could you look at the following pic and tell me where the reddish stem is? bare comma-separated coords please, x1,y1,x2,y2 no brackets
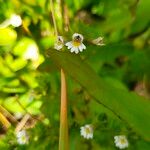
59,69,69,150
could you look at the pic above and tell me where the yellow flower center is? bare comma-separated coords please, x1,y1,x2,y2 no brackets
73,41,81,47
21,136,26,142
57,41,63,46
120,138,126,144
85,127,91,134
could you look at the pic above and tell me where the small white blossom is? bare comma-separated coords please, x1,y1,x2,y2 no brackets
9,14,22,27
16,130,29,145
0,14,22,28
14,112,23,120
65,33,86,54
80,124,93,139
114,135,129,149
23,44,39,61
54,36,64,50
92,37,105,46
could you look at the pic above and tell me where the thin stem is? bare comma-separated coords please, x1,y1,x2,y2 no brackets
0,111,11,129
0,19,10,28
15,96,41,122
22,21,32,36
50,0,58,36
59,69,69,150
0,105,18,123
50,0,69,149
64,4,69,32
15,114,30,133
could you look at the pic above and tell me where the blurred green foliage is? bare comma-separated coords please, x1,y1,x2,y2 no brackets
0,0,150,150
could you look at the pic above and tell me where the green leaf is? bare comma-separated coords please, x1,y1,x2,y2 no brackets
13,37,37,56
48,49,150,140
0,28,17,45
130,0,150,34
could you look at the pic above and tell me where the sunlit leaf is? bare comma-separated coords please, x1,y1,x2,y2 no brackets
0,28,17,45
48,49,150,140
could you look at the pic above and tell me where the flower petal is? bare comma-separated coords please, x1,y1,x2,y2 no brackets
79,45,83,52
66,42,73,50
70,47,76,53
72,33,84,42
65,41,71,46
82,43,86,49
68,43,73,49
74,48,79,54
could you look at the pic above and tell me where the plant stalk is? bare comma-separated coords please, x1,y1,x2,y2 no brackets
50,0,69,149
0,111,11,129
59,69,69,150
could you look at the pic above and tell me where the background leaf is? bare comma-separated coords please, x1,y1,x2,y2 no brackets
48,49,150,140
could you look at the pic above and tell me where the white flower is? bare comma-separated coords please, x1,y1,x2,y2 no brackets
23,44,39,61
9,14,22,27
80,124,93,139
16,130,29,145
0,14,22,28
92,37,105,46
65,33,86,54
54,36,64,50
14,112,23,120
114,135,129,149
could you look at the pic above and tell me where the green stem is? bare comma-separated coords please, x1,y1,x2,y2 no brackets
59,69,69,150
50,0,69,149
50,0,58,36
